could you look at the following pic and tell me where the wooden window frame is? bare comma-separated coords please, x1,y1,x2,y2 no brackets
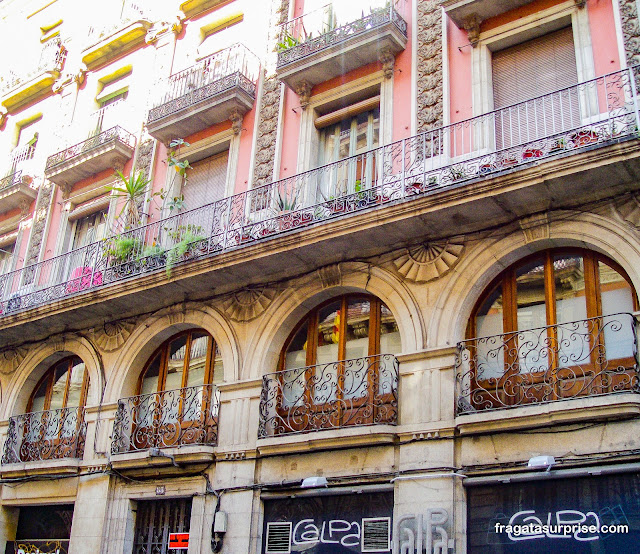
468,248,638,406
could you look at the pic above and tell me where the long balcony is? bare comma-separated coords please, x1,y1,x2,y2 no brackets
276,1,408,91
455,314,640,415
258,354,399,437
1,407,86,464
44,126,136,188
1,67,640,339
147,44,259,144
111,384,220,454
0,38,66,111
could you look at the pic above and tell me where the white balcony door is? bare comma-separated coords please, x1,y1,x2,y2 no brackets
492,26,580,149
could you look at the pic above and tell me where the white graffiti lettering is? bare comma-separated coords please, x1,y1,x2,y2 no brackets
292,518,361,547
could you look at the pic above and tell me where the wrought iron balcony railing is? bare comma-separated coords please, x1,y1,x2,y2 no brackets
455,314,640,415
258,354,399,437
1,407,86,464
0,38,66,97
148,43,260,123
0,67,639,316
111,384,220,454
44,126,136,172
0,170,24,191
276,0,407,67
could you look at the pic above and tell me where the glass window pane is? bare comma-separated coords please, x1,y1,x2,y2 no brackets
599,260,634,360
185,332,210,388
165,335,188,391
316,301,341,365
474,284,504,380
516,258,548,373
285,321,309,370
65,361,86,408
554,254,587,324
380,303,401,354
141,352,161,396
212,344,224,385
30,378,49,413
49,362,69,410
344,298,371,399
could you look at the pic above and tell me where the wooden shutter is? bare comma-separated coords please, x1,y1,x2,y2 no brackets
182,150,229,210
492,27,580,148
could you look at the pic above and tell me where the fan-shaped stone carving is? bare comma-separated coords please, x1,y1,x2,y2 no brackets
393,241,464,282
93,320,135,352
222,287,278,322
0,347,26,374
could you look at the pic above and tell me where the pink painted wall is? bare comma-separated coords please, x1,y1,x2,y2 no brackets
587,0,621,76
447,19,472,125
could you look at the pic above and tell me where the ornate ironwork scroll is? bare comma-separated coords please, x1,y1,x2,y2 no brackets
455,313,640,414
1,407,86,463
111,384,220,453
258,354,399,437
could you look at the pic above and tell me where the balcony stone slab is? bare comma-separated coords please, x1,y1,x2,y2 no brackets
82,20,152,70
110,445,215,475
442,0,535,29
0,457,81,479
455,393,640,435
44,129,136,188
146,78,255,144
276,11,408,91
1,139,640,348
1,71,60,113
0,176,37,215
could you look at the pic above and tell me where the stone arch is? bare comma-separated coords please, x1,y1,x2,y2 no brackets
106,305,240,403
243,262,424,380
2,336,104,420
428,212,640,348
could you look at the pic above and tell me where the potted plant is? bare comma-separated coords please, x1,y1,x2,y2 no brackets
103,236,143,266
137,243,166,268
549,137,566,153
107,170,151,229
165,225,206,278
448,166,466,182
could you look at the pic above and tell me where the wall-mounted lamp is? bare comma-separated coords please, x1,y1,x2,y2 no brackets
301,476,328,488
528,456,556,472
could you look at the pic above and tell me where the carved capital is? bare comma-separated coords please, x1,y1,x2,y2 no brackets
378,47,395,79
229,109,243,135
462,14,482,47
295,80,312,110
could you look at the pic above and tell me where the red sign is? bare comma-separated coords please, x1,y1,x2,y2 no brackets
168,533,189,549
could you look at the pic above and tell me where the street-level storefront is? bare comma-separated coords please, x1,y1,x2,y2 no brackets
467,470,640,553
4,504,74,554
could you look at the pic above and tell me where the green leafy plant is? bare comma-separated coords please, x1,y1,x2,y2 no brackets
276,190,299,211
165,224,206,278
103,236,142,265
107,170,151,228
167,139,191,182
138,243,166,261
276,31,301,52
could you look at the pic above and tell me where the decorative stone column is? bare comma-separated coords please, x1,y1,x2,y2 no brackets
417,0,444,132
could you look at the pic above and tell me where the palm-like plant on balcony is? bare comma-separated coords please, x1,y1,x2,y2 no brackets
165,224,206,278
107,170,150,229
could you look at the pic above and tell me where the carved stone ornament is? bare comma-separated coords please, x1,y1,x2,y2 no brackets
229,108,243,135
317,264,342,289
416,0,443,132
0,347,27,375
619,0,640,68
221,287,278,322
462,14,482,47
295,80,312,110
378,47,395,79
93,320,136,352
614,194,640,228
393,241,464,282
519,213,550,244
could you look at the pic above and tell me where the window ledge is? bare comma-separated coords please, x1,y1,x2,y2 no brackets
256,424,397,456
456,393,640,435
442,0,535,29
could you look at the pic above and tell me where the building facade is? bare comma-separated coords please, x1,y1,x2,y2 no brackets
0,0,639,552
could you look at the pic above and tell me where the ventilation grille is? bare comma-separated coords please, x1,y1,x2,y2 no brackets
265,522,292,554
361,517,391,552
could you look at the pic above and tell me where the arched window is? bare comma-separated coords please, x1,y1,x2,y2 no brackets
269,294,400,434
125,329,222,451
462,249,638,410
281,294,401,371
14,357,89,462
138,329,222,395
29,356,89,413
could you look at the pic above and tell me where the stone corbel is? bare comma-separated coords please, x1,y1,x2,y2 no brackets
0,107,7,128
18,198,32,216
295,80,312,110
378,47,395,79
462,14,482,48
574,0,586,8
74,64,87,86
59,183,72,199
229,109,243,135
